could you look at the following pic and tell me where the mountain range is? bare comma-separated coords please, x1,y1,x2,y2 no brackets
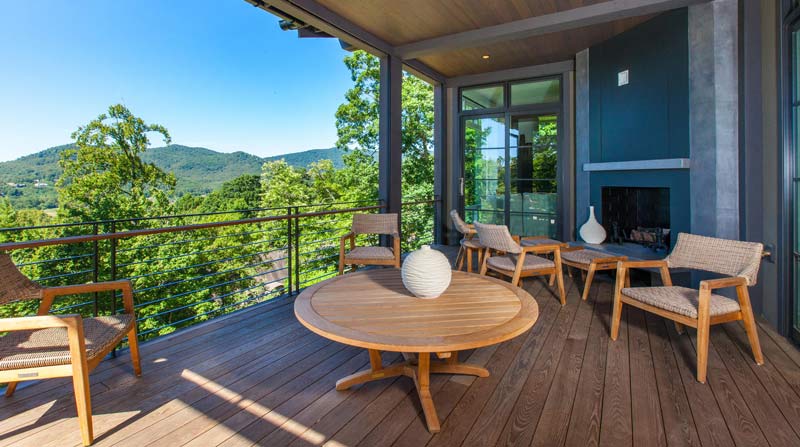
0,144,345,209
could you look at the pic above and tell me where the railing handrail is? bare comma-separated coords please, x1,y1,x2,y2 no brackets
0,199,384,232
0,204,386,252
0,198,439,340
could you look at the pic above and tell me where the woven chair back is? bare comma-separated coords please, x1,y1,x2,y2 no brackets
351,213,399,236
665,233,764,285
0,252,43,305
474,222,521,254
449,210,471,235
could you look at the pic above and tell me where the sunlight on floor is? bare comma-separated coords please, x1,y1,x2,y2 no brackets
181,369,346,446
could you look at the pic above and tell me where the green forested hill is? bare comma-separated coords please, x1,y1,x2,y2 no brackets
0,144,344,209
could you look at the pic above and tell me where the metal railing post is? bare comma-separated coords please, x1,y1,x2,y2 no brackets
294,206,300,293
92,223,99,317
286,207,293,296
110,221,117,315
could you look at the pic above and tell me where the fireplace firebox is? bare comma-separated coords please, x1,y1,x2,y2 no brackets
601,187,670,250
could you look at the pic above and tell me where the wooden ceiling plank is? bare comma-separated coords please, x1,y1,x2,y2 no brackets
397,0,709,59
247,0,447,83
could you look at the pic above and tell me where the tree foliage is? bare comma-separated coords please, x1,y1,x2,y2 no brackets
57,104,176,222
0,51,436,341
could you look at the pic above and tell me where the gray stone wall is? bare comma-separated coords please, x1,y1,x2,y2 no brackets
688,0,740,239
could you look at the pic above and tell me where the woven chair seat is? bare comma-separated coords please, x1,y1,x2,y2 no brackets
488,254,554,272
460,238,484,249
622,286,741,318
346,246,396,260
0,314,134,371
520,238,562,247
561,249,614,265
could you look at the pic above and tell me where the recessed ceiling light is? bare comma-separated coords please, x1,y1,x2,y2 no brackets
482,54,490,59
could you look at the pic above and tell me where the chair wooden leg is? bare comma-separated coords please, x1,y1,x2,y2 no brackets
455,246,465,271
696,289,712,383
610,296,623,340
72,369,93,446
128,327,142,377
338,258,345,275
737,286,764,365
555,269,566,306
696,322,710,383
479,251,489,276
4,382,18,397
548,273,555,286
624,272,631,288
466,247,473,273
582,264,596,301
64,317,93,446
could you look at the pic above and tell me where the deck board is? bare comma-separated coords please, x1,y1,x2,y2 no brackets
3,272,800,447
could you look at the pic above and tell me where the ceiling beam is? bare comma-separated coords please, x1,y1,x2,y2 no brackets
397,0,710,60
246,0,447,84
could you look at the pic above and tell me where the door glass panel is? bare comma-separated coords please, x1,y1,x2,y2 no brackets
793,27,800,338
464,117,506,225
462,85,504,111
510,79,561,106
509,114,558,237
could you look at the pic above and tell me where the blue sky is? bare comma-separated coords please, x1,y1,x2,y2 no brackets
0,0,353,162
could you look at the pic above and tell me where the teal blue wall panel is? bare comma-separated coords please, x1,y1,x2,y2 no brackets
585,9,690,243
589,9,689,163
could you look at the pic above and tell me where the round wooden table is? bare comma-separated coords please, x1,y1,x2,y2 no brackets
294,268,539,432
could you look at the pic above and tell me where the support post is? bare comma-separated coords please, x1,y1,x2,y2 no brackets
434,82,447,245
379,54,403,241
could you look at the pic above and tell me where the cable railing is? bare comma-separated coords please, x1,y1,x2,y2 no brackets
0,199,438,342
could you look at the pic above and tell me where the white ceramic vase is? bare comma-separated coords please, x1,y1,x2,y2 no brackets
579,206,607,244
401,245,452,299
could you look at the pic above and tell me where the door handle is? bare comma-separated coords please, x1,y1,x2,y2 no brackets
459,177,464,196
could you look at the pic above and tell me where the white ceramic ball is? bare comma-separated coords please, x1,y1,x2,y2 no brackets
401,245,452,299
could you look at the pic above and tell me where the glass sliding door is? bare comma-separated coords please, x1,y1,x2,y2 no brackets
792,23,800,341
460,76,562,238
509,113,558,237
463,116,506,226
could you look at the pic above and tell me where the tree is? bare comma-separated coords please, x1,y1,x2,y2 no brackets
57,104,176,222
0,198,16,229
334,50,435,249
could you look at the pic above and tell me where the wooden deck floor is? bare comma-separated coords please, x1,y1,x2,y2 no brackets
3,272,800,446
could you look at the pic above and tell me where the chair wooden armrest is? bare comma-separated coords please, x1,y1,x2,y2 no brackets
700,276,747,290
595,256,628,264
511,235,521,244
618,260,668,270
40,280,136,315
392,234,401,267
615,259,672,289
340,231,355,251
0,314,81,332
521,244,562,254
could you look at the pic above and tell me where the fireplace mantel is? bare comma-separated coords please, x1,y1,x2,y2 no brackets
582,158,691,172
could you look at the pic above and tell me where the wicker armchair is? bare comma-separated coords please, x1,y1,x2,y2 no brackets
475,222,566,305
338,213,401,274
0,253,141,446
450,210,485,273
611,233,764,383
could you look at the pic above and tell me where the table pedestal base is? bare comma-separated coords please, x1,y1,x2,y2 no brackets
335,349,489,433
